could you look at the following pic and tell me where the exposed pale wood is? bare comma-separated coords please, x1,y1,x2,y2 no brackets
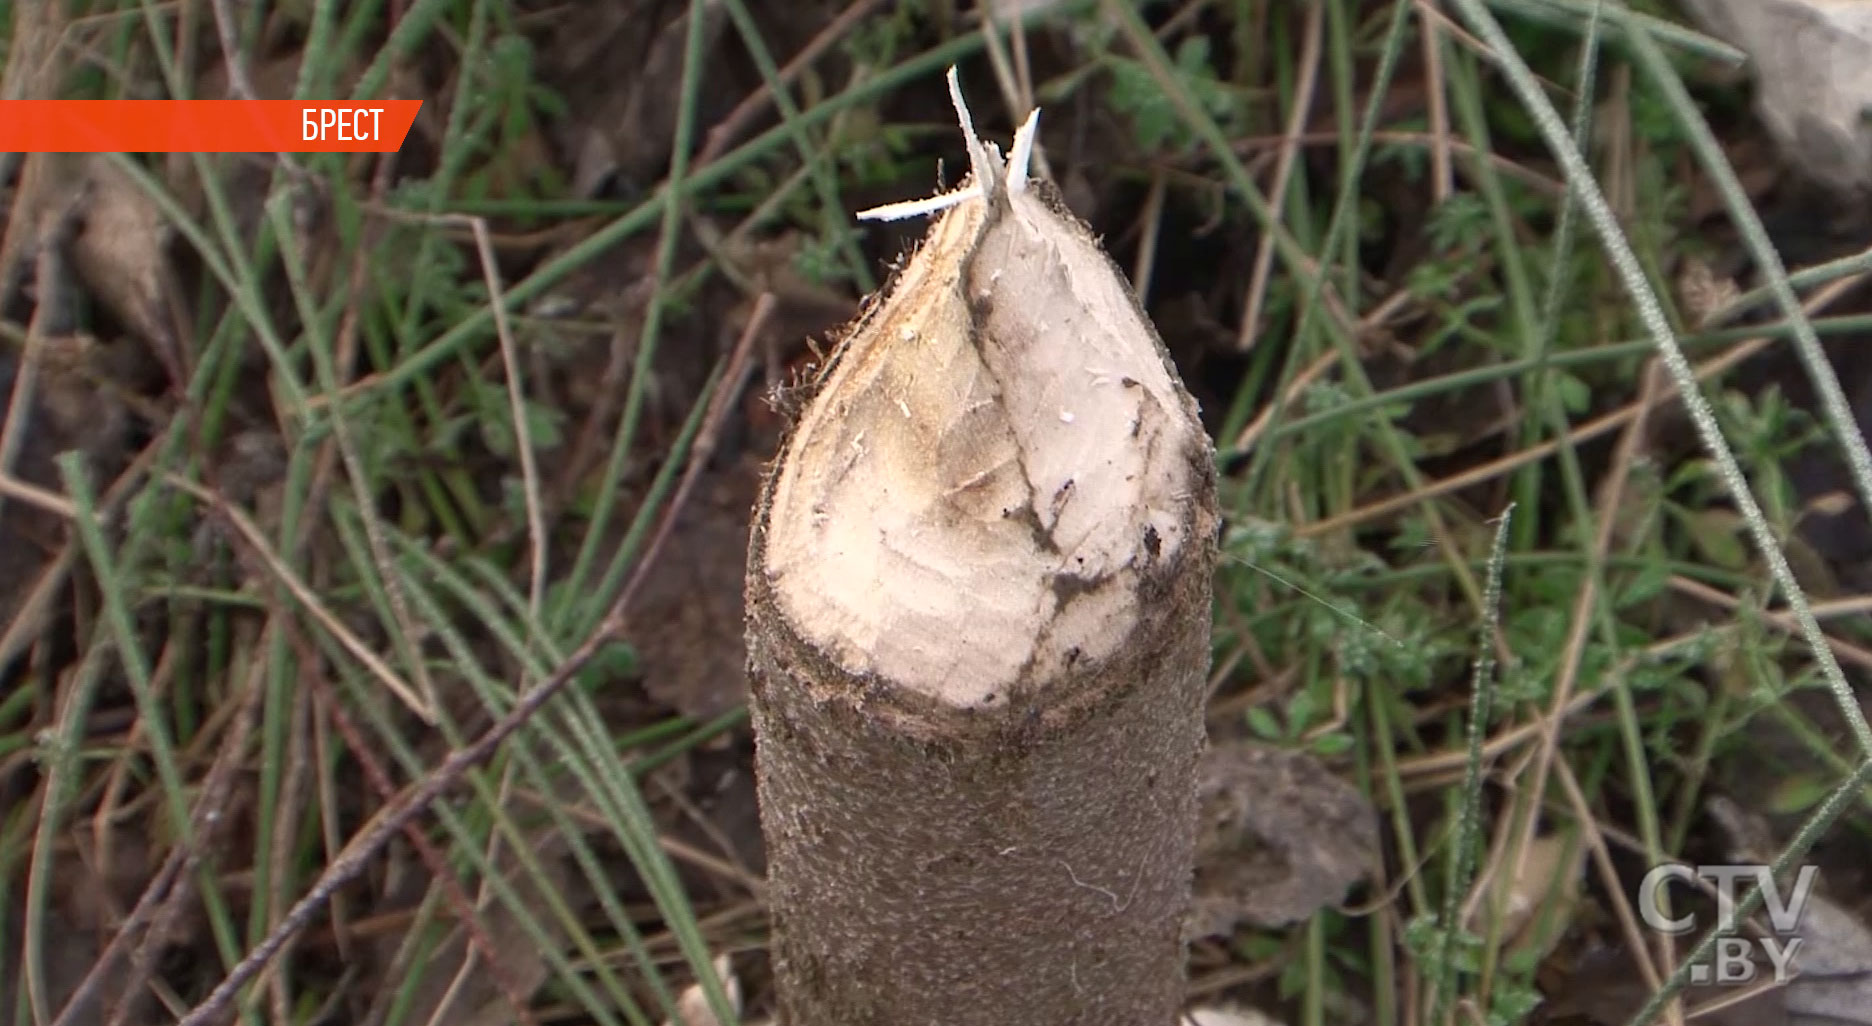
744,70,1220,1026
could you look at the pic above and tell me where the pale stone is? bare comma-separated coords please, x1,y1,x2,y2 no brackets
1680,0,1872,191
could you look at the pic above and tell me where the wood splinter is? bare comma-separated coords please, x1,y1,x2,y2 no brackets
744,66,1221,1026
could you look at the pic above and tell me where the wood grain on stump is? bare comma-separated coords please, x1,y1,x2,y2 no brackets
745,79,1220,1026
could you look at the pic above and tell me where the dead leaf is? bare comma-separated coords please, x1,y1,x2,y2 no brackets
1186,741,1378,936
0,333,131,633
628,456,760,720
68,156,180,376
1486,832,1584,964
545,2,731,196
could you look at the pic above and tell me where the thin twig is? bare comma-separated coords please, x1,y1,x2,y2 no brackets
1236,0,1324,351
206,0,256,99
694,0,882,165
0,0,66,305
261,187,442,722
1552,760,1666,996
170,619,614,1026
468,216,549,621
302,648,542,1026
0,199,78,529
0,473,76,518
976,1,1051,184
1512,359,1663,942
1295,333,1765,537
1416,0,1454,201
106,641,268,1026
1667,575,1872,673
267,669,315,1020
163,474,433,719
1235,128,1567,196
1130,169,1165,301
1232,290,1413,454
45,846,187,1026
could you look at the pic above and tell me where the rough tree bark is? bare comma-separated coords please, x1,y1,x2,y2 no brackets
744,73,1220,1026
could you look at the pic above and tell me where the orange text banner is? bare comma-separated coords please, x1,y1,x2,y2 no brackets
0,101,422,152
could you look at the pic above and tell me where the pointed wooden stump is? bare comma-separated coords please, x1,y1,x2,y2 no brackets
744,71,1220,1026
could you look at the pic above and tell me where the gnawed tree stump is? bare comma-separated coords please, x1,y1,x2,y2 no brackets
744,71,1220,1026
